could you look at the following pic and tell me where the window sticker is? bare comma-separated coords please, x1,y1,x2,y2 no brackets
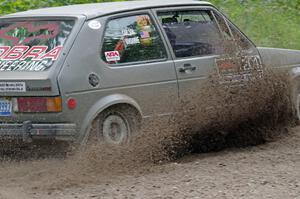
124,37,140,46
105,51,120,62
122,28,136,36
0,22,60,46
0,45,62,71
88,21,101,30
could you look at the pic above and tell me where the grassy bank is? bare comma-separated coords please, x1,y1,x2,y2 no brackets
211,0,300,50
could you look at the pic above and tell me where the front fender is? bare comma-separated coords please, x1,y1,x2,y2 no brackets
258,47,300,69
258,46,300,84
77,93,142,143
258,47,300,111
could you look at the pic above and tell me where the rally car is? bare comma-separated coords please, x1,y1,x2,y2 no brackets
0,0,299,145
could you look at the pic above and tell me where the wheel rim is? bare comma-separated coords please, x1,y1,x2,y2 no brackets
102,114,129,145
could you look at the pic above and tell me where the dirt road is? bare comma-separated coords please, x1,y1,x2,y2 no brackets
0,125,299,199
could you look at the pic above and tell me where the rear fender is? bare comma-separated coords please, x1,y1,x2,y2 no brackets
77,93,142,143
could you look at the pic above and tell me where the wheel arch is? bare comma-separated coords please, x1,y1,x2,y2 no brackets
78,93,143,144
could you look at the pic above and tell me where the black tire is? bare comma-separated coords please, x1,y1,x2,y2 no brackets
88,105,141,145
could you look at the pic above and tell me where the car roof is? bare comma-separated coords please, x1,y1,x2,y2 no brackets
1,0,213,20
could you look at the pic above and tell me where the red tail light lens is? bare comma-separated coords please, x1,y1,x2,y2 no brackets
13,97,62,113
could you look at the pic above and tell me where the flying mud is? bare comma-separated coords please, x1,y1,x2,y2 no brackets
0,69,298,198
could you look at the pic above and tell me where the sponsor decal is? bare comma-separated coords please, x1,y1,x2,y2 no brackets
0,82,26,92
88,21,101,30
121,28,136,36
240,55,263,71
216,55,262,74
105,51,120,62
124,37,140,45
216,55,263,83
0,45,62,71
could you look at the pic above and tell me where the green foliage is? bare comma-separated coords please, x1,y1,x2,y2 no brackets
210,0,300,50
0,0,299,49
0,0,123,15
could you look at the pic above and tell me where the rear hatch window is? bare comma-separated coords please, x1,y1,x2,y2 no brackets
0,20,75,72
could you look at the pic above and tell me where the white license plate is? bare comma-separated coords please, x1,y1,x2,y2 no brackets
0,99,12,116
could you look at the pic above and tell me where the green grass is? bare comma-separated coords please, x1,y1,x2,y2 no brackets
210,0,300,50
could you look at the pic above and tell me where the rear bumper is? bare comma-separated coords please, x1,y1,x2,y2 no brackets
0,121,77,142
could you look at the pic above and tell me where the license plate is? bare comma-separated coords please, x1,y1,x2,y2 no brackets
0,99,12,116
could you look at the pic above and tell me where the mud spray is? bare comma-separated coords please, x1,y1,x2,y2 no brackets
0,68,295,192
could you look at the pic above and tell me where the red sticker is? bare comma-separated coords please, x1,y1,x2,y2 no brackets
0,45,62,61
21,46,48,61
105,51,120,62
2,46,29,60
0,45,63,71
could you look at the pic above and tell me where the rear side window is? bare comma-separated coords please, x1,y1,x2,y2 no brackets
102,14,167,65
0,20,74,71
157,10,225,58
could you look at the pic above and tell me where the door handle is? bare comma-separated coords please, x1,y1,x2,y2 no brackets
179,63,196,73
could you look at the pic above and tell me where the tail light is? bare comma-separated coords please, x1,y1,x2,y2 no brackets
13,96,62,113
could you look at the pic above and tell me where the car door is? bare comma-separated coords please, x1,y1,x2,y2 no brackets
152,6,263,103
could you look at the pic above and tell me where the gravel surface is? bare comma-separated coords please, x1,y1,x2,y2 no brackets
0,126,299,199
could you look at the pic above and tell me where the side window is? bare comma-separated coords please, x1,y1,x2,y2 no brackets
228,22,255,51
101,14,167,65
214,12,256,52
213,12,263,76
157,10,225,58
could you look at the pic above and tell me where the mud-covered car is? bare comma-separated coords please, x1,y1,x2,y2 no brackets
0,0,299,145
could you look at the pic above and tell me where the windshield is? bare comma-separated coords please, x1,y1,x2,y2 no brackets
0,20,75,72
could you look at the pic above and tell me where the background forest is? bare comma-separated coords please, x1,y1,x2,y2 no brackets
0,0,299,49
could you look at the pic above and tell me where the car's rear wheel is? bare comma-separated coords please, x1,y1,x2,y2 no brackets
88,105,141,145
